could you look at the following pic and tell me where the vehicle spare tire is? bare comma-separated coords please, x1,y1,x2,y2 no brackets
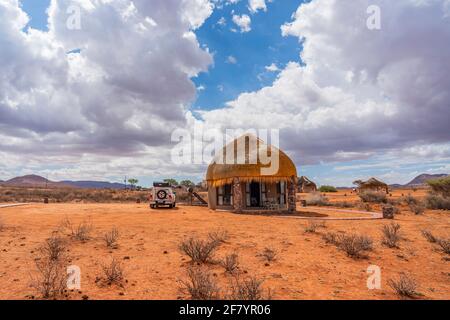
157,190,167,200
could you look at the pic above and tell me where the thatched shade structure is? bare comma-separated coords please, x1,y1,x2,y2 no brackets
206,134,297,213
298,176,317,193
353,178,389,194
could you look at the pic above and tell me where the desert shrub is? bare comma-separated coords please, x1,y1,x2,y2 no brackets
409,202,425,215
39,233,67,262
180,267,220,300
421,230,438,243
229,276,271,300
208,229,229,244
260,247,277,262
31,257,68,299
220,253,239,274
427,176,450,197
305,192,329,206
179,237,220,264
60,217,93,241
322,232,339,245
425,193,450,210
334,201,354,208
359,191,387,203
337,234,373,259
101,257,124,286
104,227,120,249
437,238,450,254
304,220,326,233
402,194,419,206
31,234,69,299
388,274,418,298
319,185,338,193
73,220,93,241
381,223,401,248
358,202,373,212
0,186,149,203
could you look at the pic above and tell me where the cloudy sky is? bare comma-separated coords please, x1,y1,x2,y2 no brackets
0,0,449,187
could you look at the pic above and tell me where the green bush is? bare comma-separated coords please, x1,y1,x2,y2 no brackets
319,185,338,193
427,176,450,197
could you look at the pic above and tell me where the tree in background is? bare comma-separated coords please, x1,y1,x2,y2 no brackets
128,178,138,190
319,185,338,193
163,179,179,186
427,176,450,197
180,180,195,187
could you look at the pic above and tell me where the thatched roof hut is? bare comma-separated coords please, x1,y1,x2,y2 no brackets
206,134,297,213
298,176,317,193
353,178,389,194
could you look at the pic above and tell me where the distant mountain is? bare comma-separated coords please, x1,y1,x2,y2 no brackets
1,175,127,189
61,181,126,189
2,174,69,188
388,183,404,189
406,174,448,186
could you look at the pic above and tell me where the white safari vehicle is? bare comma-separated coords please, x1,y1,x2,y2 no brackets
149,182,176,209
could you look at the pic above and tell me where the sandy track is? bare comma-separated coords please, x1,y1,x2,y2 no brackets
0,200,448,300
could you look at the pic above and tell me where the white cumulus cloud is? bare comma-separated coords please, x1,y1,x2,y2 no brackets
232,14,251,32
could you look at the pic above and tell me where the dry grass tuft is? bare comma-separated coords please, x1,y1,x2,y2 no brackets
104,227,120,249
388,274,419,298
322,232,339,245
381,223,401,248
322,232,373,259
39,233,67,262
179,237,221,264
60,217,93,241
208,229,229,244
100,257,124,286
220,253,239,274
180,266,220,300
337,234,373,259
260,247,277,262
304,220,326,233
229,275,271,300
437,238,450,254
421,230,438,243
305,192,329,206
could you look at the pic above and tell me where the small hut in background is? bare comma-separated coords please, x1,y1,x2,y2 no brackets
298,176,317,193
206,134,298,213
353,178,389,194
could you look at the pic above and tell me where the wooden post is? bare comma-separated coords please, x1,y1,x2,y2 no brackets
232,177,243,213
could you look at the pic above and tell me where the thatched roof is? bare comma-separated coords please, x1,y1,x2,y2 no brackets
206,134,297,187
298,176,316,187
353,178,389,192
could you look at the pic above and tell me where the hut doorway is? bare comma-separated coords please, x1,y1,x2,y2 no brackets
247,182,261,207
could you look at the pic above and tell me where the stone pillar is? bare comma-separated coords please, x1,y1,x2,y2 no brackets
287,176,297,213
232,177,243,213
